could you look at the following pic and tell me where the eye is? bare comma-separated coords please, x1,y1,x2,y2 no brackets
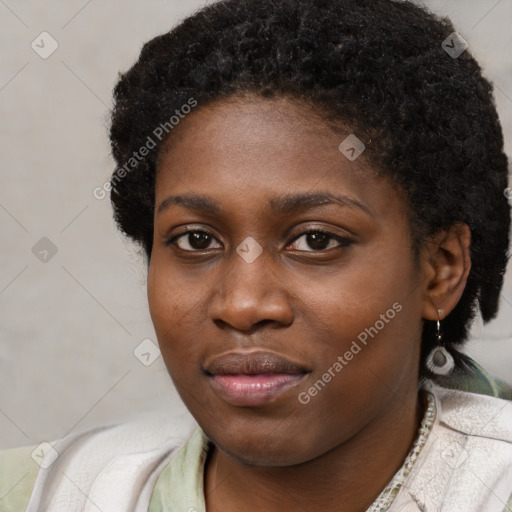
287,228,354,252
166,227,354,253
167,229,222,251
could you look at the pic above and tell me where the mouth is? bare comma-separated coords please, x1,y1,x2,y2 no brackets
203,350,311,407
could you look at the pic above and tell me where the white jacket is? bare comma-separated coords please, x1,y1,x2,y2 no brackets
23,382,512,512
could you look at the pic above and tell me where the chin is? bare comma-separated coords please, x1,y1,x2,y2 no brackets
204,423,323,467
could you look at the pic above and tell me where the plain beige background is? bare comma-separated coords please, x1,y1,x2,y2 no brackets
1,0,511,450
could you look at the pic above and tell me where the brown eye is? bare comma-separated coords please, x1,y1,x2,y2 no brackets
167,230,222,251
288,229,353,252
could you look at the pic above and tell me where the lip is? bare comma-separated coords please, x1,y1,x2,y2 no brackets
203,350,310,406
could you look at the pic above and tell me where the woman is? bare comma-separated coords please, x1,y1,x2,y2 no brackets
1,0,511,510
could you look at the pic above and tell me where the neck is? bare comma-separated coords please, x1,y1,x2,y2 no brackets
204,388,425,512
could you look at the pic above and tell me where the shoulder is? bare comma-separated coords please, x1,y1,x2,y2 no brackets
427,380,512,443
0,411,198,512
0,444,40,512
428,382,512,507
390,382,512,511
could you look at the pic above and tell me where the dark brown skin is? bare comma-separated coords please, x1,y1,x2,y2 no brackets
147,95,471,512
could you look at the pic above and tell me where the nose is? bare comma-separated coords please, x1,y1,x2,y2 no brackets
209,246,294,333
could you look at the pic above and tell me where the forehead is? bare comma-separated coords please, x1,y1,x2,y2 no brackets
154,95,408,222
158,95,365,168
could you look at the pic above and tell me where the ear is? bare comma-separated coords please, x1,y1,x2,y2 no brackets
420,223,471,321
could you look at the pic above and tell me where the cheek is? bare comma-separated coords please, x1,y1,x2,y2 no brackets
147,259,184,361
147,258,171,333
306,247,414,337
147,253,197,330
147,257,209,378
291,302,421,456
305,250,422,385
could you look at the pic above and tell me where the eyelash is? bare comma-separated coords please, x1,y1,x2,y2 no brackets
166,227,354,253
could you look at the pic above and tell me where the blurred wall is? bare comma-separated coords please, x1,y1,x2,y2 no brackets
1,0,511,450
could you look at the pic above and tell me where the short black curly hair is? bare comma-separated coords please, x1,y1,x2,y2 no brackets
108,0,511,377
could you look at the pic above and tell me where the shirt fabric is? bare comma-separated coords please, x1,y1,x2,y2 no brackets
1,367,512,512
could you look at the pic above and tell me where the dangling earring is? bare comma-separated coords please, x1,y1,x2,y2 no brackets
426,310,455,376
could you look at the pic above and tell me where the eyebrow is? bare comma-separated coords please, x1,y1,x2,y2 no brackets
157,192,372,217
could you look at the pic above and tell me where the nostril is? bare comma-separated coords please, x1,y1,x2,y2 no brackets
254,319,275,329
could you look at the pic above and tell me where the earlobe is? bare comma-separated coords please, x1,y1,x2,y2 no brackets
421,223,471,321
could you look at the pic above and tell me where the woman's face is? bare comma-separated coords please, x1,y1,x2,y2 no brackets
148,96,428,466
